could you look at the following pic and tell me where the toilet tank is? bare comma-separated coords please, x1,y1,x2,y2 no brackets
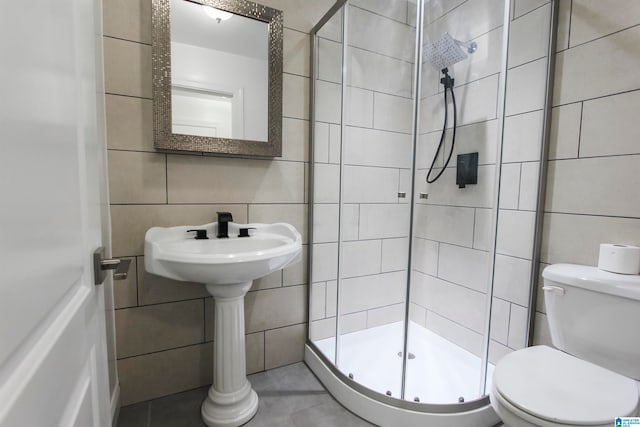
542,264,640,380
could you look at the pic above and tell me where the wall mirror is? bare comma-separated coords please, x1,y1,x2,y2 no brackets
152,0,283,156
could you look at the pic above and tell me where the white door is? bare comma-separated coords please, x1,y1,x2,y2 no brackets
0,0,112,426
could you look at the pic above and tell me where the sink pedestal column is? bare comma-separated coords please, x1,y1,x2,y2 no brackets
201,281,258,427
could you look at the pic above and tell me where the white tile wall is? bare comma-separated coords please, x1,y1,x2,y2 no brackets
437,244,490,292
508,3,551,68
569,0,640,47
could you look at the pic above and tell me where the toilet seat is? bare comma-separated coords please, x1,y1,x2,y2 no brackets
491,346,639,426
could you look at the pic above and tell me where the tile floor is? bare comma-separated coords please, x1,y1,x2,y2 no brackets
117,362,374,427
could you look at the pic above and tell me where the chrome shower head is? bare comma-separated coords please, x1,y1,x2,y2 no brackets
423,33,478,71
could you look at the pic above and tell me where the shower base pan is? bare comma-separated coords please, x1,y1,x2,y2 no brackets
306,321,500,427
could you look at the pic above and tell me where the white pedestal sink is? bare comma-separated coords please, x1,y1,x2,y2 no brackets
145,222,302,427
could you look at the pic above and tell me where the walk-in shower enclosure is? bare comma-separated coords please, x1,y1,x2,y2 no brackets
307,0,556,423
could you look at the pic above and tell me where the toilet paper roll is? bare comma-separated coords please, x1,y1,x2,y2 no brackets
597,243,640,275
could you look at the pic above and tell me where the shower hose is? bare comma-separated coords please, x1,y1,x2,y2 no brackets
426,67,457,183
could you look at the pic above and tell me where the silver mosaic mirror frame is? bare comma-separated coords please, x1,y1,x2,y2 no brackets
152,0,283,156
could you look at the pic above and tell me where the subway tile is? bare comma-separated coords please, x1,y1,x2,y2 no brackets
580,90,640,157
508,4,551,68
350,0,409,24
546,156,640,217
488,339,513,365
118,343,211,405
246,332,266,374
412,272,486,333
373,93,413,133
106,95,153,151
283,74,309,120
549,103,581,160
498,163,521,210
502,110,544,163
541,213,640,265
570,0,640,47
102,0,151,44
518,161,539,211
409,303,427,327
310,282,326,320
507,303,528,350
283,245,307,286
265,323,307,369
313,164,340,203
282,118,309,162
493,254,532,307
341,204,360,241
414,204,475,247
426,0,504,42
283,28,310,77
110,204,247,256
314,80,341,124
329,124,342,164
113,257,137,309
348,6,414,62
103,37,152,98
424,0,466,24
344,127,413,169
310,317,336,341
447,119,499,166
438,244,490,292
532,311,553,347
346,87,374,128
311,243,338,282
506,58,547,116
252,270,283,291
556,0,570,51
489,298,510,345
249,204,307,244
513,0,548,19
340,240,382,278
553,26,640,105
167,156,303,204
359,204,411,240
313,204,339,243
137,257,209,305
313,122,330,163
412,238,438,276
317,38,342,84
367,303,405,328
418,165,496,209
340,271,406,314
425,311,484,357
496,209,535,259
108,151,166,204
343,166,399,203
348,47,413,97
325,280,337,318
338,311,368,335
473,208,493,251
115,299,204,358
381,238,409,272
245,285,307,333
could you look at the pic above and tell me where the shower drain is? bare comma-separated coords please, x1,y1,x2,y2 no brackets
397,351,416,359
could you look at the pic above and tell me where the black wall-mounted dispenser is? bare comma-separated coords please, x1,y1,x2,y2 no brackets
456,152,478,189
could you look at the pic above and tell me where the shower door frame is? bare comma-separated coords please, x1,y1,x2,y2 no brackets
306,0,557,414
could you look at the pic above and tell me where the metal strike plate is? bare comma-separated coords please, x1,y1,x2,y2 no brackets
93,246,132,285
398,192,406,198
420,193,428,199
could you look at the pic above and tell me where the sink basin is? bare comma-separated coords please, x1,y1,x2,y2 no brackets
144,221,302,427
145,222,302,285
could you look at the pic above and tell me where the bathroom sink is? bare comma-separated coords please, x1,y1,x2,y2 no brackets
144,220,301,427
145,222,302,286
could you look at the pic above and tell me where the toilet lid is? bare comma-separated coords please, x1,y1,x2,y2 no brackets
494,346,639,425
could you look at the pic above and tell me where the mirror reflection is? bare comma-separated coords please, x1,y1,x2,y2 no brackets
170,0,269,141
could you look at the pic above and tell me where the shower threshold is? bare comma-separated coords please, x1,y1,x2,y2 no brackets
313,321,494,404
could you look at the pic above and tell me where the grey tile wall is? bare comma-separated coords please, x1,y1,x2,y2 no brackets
103,0,334,405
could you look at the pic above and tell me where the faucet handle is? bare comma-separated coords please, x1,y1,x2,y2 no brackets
187,229,209,240
216,211,233,222
238,227,256,238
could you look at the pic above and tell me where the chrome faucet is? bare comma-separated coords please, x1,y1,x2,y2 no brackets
216,212,233,238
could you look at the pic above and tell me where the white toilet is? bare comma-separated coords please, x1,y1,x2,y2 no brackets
490,263,640,426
